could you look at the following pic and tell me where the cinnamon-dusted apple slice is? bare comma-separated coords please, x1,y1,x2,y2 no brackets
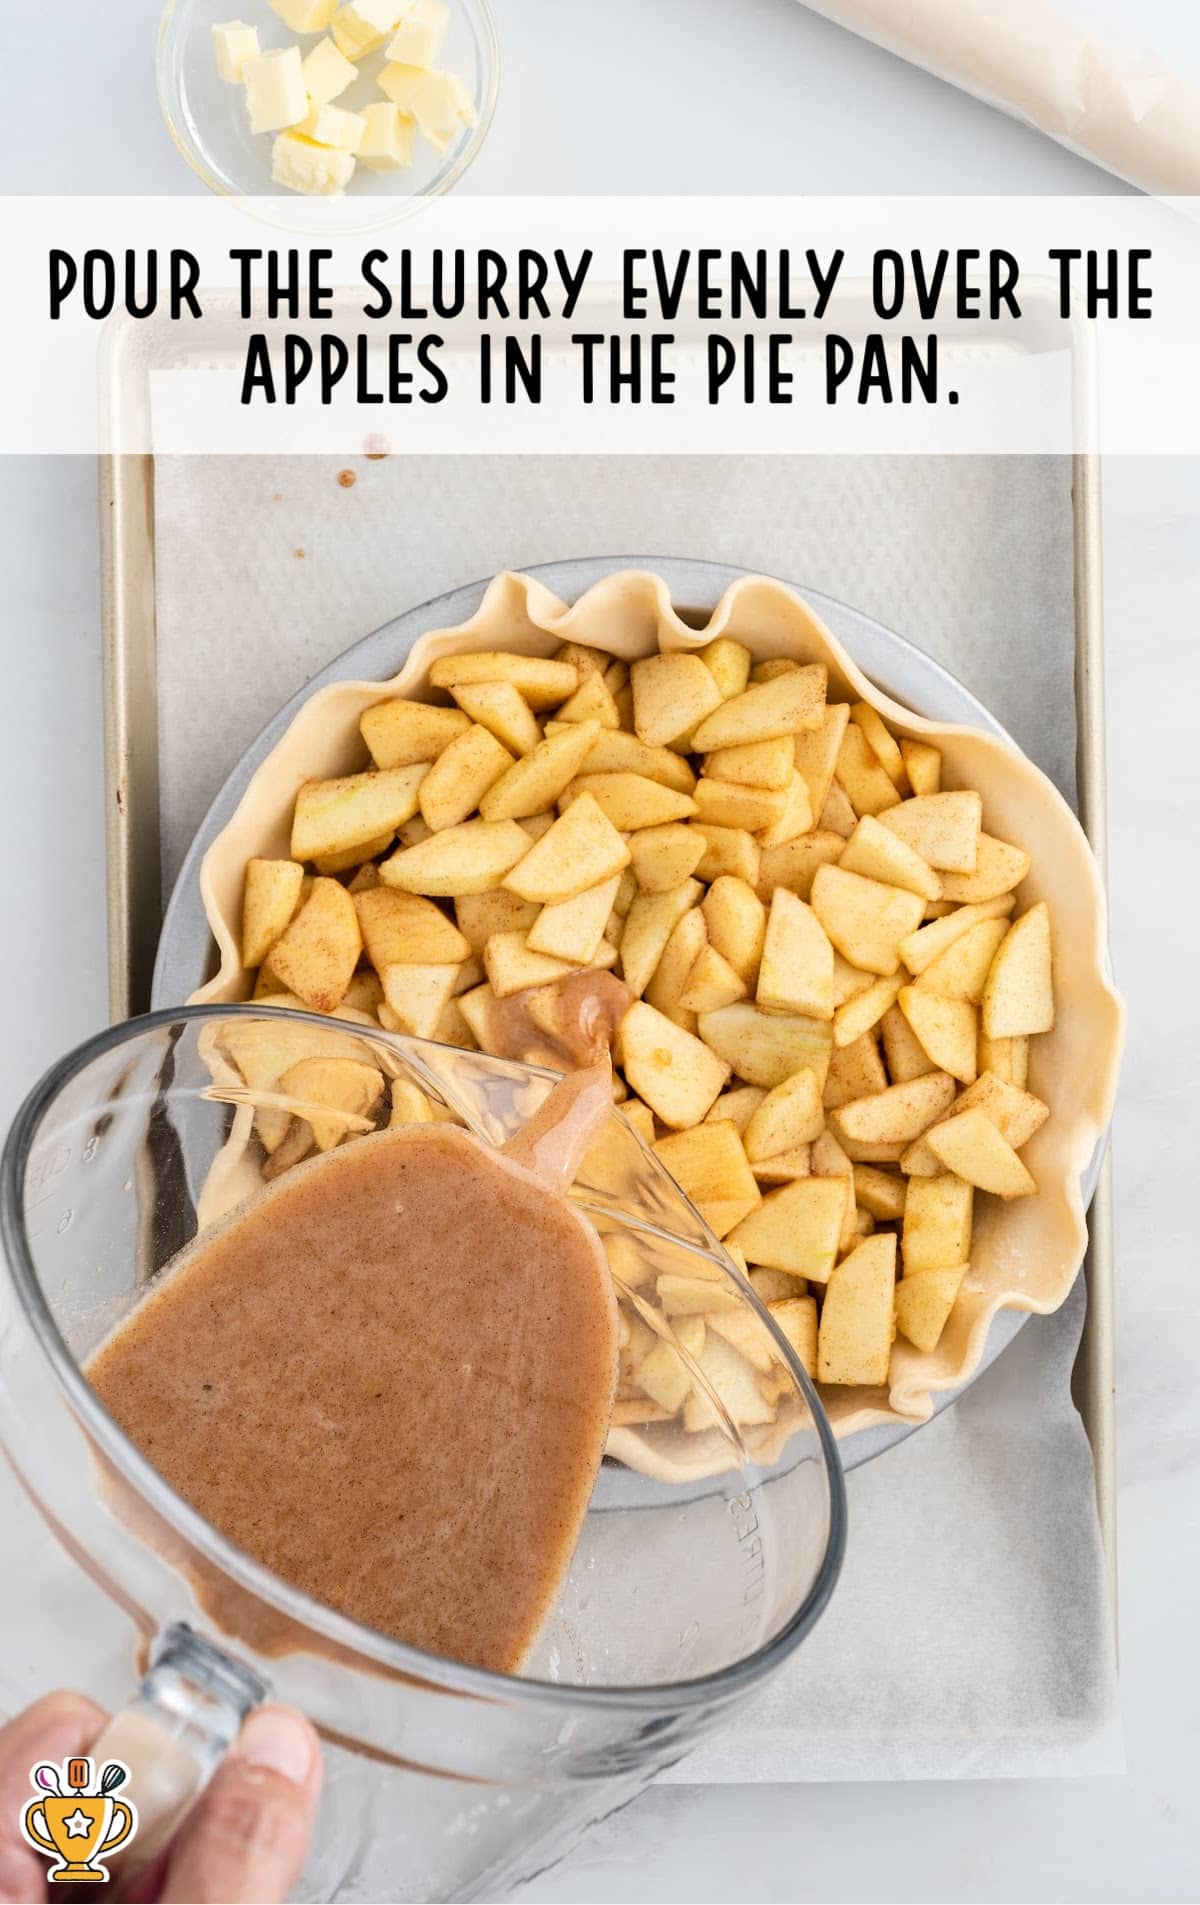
526,874,621,964
360,698,469,769
810,865,925,976
620,879,704,998
677,945,747,1015
981,900,1055,1036
621,1001,731,1129
899,738,941,796
835,724,902,817
690,665,827,751
727,1176,846,1281
839,814,941,901
925,1108,1036,1198
631,652,723,748
653,1119,761,1239
428,649,579,710
901,1173,973,1272
354,887,471,967
554,670,622,730
937,834,1031,904
743,1067,825,1161
564,773,697,830
757,890,835,1021
265,877,362,1012
703,734,795,790
878,792,982,874
793,703,850,820
829,1071,958,1157
702,877,767,982
502,794,631,904
756,830,845,905
895,1265,966,1353
448,680,542,757
378,963,460,1039
900,1070,1049,1176
849,700,909,790
698,1002,833,1091
242,858,305,969
380,818,530,898
897,895,1016,975
914,918,1010,1001
898,987,978,1086
479,720,601,821
418,725,514,832
817,1234,897,1386
630,823,706,894
291,765,428,862
543,724,697,794
695,636,752,701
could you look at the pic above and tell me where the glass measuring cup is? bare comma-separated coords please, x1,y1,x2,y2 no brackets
0,1006,844,1901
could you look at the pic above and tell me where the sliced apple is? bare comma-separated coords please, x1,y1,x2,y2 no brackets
743,1067,825,1159
817,1233,897,1386
631,652,723,747
810,865,925,976
898,987,978,1085
621,1000,731,1129
877,792,982,874
981,901,1054,1036
728,1176,847,1281
925,1108,1036,1198
895,1264,965,1353
479,720,601,821
839,814,941,901
503,794,631,904
901,1172,974,1272
698,1001,833,1091
757,889,835,1020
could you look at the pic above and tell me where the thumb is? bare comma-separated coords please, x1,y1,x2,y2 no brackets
158,1706,321,1905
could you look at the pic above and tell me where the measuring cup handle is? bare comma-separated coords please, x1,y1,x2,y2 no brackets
90,1622,269,1881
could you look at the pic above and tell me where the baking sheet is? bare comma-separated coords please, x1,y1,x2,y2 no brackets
125,450,1117,1778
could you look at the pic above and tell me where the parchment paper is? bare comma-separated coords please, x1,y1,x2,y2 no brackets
147,450,1116,1777
793,0,1200,194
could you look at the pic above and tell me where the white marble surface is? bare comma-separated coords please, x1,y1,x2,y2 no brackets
1,2,1198,1900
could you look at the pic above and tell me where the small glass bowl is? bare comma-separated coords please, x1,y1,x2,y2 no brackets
158,0,498,222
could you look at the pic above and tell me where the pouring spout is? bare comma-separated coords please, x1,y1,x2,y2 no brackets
501,1059,614,1196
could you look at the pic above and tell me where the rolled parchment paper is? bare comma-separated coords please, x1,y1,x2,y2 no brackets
795,0,1200,193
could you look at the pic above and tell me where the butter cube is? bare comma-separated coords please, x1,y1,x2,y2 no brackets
412,69,476,150
268,0,338,30
272,131,357,195
301,35,359,103
377,61,427,113
330,0,403,59
300,102,366,151
385,0,448,70
358,101,415,170
212,20,260,83
243,47,308,134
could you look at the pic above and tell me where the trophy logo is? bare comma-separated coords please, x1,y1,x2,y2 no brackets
20,1755,138,1883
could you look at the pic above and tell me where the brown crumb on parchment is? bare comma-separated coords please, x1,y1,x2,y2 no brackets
295,548,305,559
338,470,357,489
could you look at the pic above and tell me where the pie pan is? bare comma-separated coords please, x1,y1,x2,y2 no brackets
153,558,1124,1458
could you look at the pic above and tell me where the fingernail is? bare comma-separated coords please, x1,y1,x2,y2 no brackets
237,1707,316,1786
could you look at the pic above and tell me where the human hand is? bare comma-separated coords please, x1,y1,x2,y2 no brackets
0,1691,321,1903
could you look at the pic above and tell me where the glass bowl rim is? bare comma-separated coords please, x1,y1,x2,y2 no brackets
155,0,501,212
1,1003,847,1714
